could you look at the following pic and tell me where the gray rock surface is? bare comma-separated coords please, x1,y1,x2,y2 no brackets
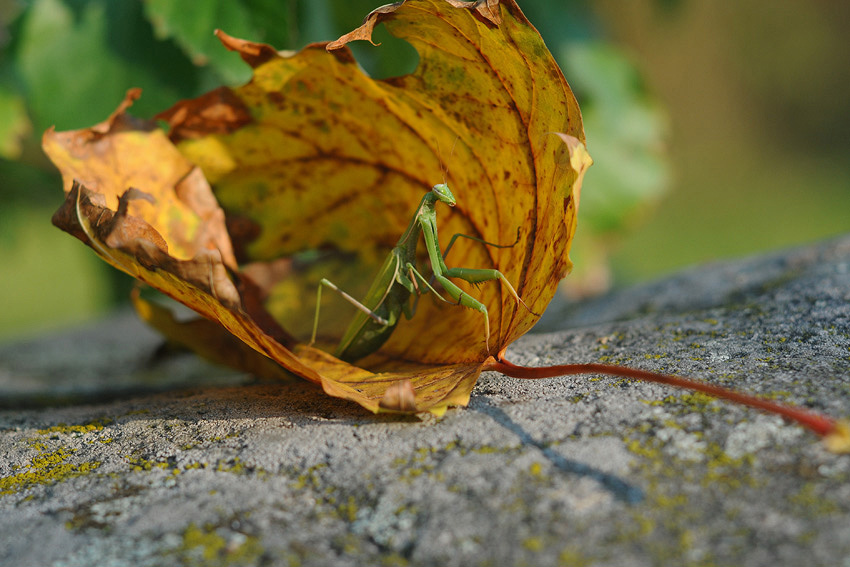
2,234,850,567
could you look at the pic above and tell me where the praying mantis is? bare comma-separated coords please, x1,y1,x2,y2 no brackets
310,182,536,363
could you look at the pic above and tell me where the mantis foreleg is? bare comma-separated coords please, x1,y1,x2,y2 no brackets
430,271,491,350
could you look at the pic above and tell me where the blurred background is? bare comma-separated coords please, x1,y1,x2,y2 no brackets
1,0,849,341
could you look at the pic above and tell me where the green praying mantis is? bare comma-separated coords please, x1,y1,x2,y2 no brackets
309,182,537,362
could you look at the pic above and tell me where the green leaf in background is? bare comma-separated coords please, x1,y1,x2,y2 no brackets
563,41,670,235
558,41,671,296
0,208,110,340
0,87,30,160
144,0,262,85
16,0,191,132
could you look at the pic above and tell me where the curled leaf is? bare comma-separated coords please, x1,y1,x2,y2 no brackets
46,0,590,415
43,89,236,266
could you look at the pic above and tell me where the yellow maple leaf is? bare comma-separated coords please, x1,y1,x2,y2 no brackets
46,0,589,415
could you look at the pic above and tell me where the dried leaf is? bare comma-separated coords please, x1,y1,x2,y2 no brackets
52,181,317,381
46,0,590,415
43,89,236,267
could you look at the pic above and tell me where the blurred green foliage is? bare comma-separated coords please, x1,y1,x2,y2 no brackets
1,0,667,338
594,0,850,283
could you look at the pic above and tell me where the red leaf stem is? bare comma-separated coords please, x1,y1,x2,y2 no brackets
487,357,840,439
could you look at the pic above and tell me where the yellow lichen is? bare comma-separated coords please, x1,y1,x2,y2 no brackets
0,447,101,496
339,495,358,523
176,523,263,567
37,419,111,436
790,483,840,515
380,553,409,567
559,547,591,566
127,456,170,472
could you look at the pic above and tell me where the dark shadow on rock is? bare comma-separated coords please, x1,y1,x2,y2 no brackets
0,343,250,410
1,374,422,432
473,397,644,504
0,310,435,426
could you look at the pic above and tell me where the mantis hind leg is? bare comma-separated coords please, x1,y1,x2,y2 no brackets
444,267,540,317
309,278,389,346
441,227,521,261
438,227,539,318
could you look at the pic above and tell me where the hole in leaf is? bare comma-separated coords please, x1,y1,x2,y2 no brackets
346,24,419,80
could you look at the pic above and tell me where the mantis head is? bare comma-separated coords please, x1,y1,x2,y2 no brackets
431,183,456,207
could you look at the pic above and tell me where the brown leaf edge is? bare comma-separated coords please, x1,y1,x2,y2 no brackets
53,182,313,375
53,180,485,416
